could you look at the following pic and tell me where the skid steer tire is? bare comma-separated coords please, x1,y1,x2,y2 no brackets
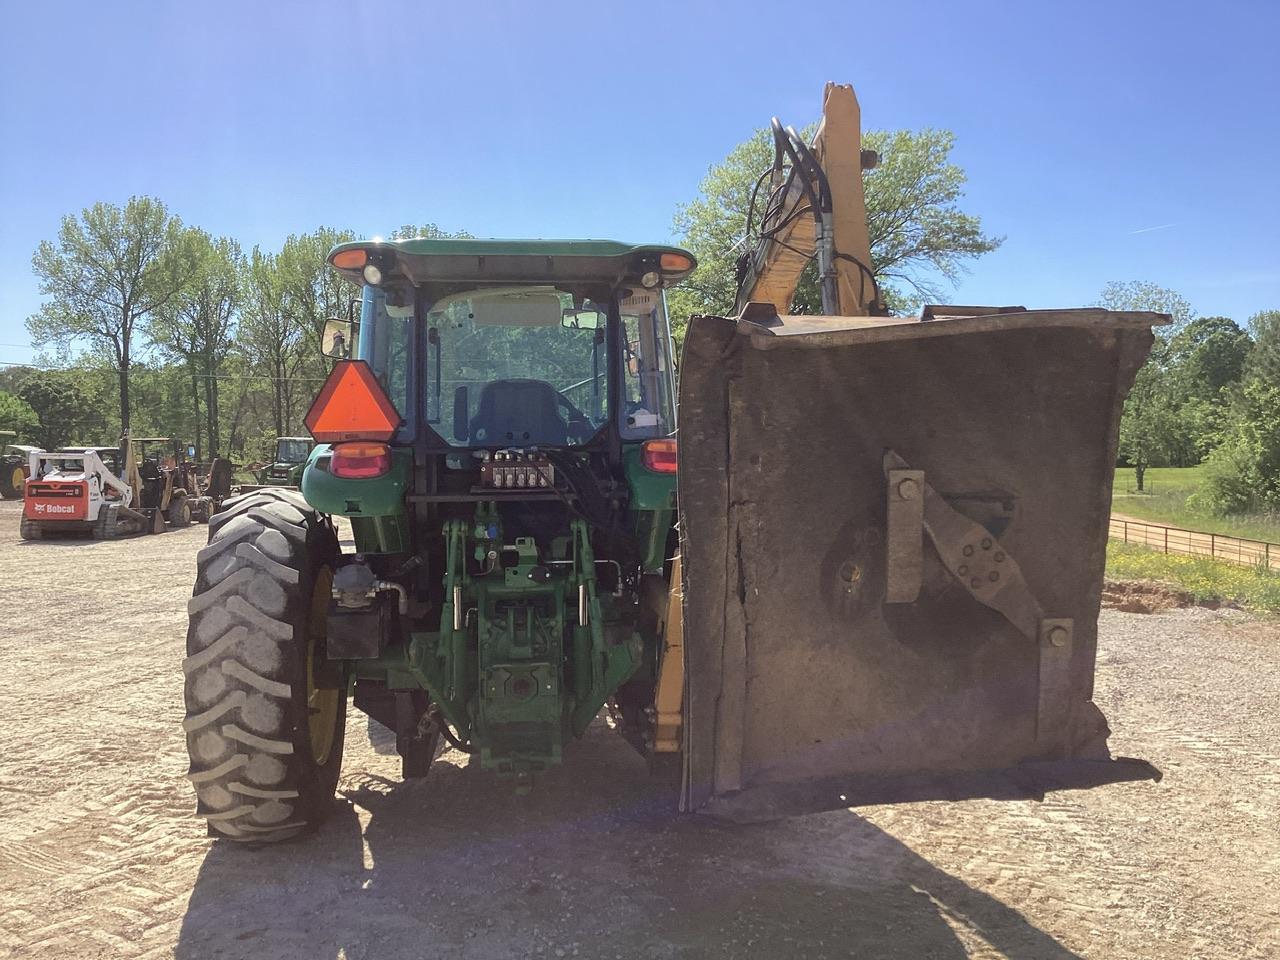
184,489,344,843
18,518,41,540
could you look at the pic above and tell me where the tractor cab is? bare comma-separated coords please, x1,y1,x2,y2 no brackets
320,239,688,457
263,437,313,485
287,238,694,788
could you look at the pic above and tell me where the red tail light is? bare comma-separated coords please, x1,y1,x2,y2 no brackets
331,441,390,479
641,438,678,474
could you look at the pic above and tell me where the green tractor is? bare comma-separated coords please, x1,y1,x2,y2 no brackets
184,240,691,840
250,436,314,489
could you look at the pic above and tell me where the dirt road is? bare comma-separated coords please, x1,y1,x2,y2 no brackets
1,498,1278,960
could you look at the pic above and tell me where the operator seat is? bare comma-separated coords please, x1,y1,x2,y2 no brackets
139,456,164,505
469,379,568,445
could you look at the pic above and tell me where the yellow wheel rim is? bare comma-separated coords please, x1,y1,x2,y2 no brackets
11,467,22,492
306,567,340,765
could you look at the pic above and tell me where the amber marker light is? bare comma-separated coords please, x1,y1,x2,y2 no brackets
331,441,391,479
641,438,678,473
660,252,693,273
331,248,368,270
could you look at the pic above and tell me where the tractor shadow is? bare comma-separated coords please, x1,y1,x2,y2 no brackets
176,722,1083,960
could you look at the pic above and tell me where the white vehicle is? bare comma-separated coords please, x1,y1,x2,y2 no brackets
21,443,166,539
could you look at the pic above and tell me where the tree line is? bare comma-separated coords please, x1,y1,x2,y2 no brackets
1,202,460,461
1102,281,1280,515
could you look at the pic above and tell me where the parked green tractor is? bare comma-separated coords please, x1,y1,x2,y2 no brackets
249,437,314,489
184,240,693,839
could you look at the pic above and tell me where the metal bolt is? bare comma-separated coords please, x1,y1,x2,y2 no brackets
963,545,974,557
995,551,1005,563
1047,625,1068,647
958,564,968,576
989,571,999,582
897,478,919,500
981,538,993,550
970,577,982,589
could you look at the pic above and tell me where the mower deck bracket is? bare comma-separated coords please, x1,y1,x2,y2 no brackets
885,468,925,602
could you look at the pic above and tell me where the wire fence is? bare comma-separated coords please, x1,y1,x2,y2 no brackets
1109,516,1280,572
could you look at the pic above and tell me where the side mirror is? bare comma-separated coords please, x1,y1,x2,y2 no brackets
322,317,352,358
453,386,469,441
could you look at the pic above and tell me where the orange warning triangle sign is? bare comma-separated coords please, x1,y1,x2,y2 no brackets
305,360,404,442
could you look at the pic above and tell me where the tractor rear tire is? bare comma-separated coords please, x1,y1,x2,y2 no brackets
1,464,23,500
184,489,344,843
168,494,192,528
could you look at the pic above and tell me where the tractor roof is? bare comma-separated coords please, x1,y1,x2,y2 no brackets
327,237,696,288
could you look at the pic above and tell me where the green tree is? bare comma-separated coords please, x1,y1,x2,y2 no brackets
26,197,192,433
239,248,312,436
1167,316,1252,401
668,127,1001,339
1162,316,1253,462
1193,308,1280,515
0,390,38,438
1101,282,1197,486
1195,378,1280,514
18,372,90,449
276,227,357,370
148,230,243,456
1245,309,1280,384
1118,353,1180,492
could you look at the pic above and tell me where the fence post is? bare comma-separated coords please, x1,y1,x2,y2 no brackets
1164,526,1168,554
1123,521,1128,544
1210,534,1215,558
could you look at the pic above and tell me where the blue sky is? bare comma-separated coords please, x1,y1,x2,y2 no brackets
1,0,1277,366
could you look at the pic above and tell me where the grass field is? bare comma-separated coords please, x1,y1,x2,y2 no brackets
1106,541,1280,613
1111,465,1280,544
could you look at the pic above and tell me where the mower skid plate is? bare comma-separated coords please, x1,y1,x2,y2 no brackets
700,756,1162,823
677,305,1166,815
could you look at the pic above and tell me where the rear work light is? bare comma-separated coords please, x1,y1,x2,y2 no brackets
641,438,677,474
331,441,391,479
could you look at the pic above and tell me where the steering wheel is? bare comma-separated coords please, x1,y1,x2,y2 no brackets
556,393,596,444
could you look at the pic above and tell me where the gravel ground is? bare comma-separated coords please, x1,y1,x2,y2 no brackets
0,496,1277,959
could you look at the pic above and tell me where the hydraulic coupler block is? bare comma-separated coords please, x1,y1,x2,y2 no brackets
481,450,554,490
